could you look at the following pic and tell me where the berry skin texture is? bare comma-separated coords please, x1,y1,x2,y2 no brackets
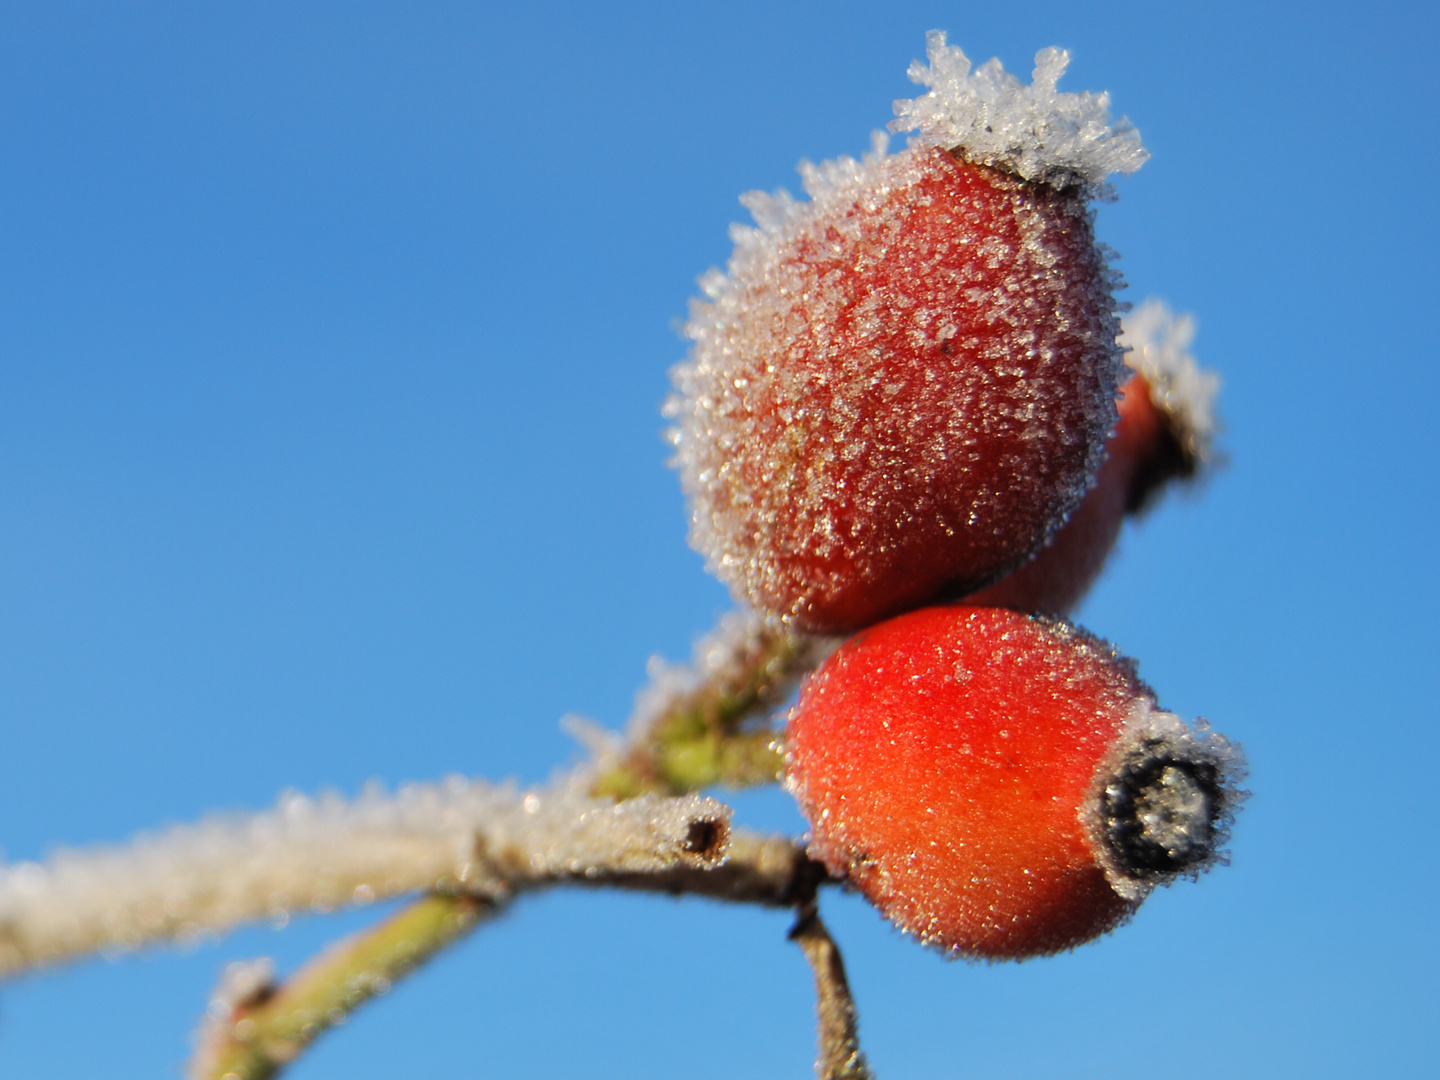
786,606,1242,960
672,145,1124,633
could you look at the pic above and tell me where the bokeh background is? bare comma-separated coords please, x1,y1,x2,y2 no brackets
1,2,1435,1076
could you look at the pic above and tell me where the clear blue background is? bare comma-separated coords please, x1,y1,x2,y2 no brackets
1,2,1435,1076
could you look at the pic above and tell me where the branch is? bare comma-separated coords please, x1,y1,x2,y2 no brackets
9,607,846,1074
791,909,873,1080
190,893,493,1080
188,828,833,1080
597,828,829,907
0,782,730,978
185,606,842,1078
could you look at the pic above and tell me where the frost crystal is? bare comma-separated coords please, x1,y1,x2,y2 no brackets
1120,299,1219,464
892,30,1149,189
627,609,837,739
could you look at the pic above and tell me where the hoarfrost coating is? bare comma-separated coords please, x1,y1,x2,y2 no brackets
0,782,731,977
624,609,838,743
1084,699,1247,903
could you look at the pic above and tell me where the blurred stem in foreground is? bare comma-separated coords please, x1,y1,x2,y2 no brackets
191,893,490,1080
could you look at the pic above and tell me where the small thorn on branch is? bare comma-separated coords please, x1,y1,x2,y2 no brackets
790,908,872,1080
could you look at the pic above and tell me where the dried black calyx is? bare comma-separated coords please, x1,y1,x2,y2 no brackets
1101,742,1223,877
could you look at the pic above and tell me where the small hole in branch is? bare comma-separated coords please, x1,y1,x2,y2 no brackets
683,818,728,861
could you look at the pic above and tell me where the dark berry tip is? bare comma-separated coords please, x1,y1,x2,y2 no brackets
1088,710,1246,898
1102,752,1222,875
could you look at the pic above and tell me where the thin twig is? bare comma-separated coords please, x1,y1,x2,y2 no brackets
597,828,829,907
791,908,873,1080
190,892,493,1080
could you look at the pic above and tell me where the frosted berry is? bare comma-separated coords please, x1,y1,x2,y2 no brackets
785,606,1243,960
669,35,1149,633
968,300,1219,615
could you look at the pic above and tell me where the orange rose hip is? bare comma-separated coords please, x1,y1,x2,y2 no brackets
785,606,1243,960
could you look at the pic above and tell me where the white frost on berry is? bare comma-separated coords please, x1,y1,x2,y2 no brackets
712,129,902,302
892,30,1148,190
673,142,1124,626
1121,298,1219,464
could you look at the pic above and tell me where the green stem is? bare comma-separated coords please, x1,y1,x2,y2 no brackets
593,619,827,798
196,893,493,1080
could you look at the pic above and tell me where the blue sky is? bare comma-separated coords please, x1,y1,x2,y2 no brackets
1,2,1436,1076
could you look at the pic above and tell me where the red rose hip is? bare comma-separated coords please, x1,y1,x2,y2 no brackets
785,606,1243,960
669,35,1150,632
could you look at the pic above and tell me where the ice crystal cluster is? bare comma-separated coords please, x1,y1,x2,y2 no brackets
624,609,837,741
669,33,1147,632
892,31,1149,190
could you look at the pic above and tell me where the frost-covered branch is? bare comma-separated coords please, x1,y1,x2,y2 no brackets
175,601,846,1080
4,604,846,1078
0,608,827,981
188,828,828,1080
596,827,826,907
0,781,730,979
